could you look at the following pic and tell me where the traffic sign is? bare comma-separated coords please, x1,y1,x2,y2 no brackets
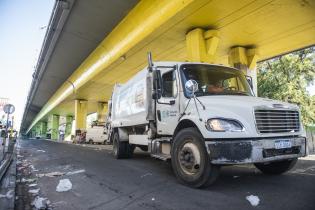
3,104,15,114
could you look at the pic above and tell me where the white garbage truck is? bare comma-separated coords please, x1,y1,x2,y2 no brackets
106,53,307,188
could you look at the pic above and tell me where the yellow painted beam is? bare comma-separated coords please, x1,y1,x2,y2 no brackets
97,102,107,123
75,100,87,131
228,47,259,70
246,49,259,70
26,0,195,133
186,28,220,62
228,46,259,95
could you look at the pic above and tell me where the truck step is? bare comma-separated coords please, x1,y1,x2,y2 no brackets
151,153,171,161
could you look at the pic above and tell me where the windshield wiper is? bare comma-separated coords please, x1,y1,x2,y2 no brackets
230,91,250,96
220,91,250,96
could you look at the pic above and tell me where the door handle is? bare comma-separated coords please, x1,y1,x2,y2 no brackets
157,110,161,121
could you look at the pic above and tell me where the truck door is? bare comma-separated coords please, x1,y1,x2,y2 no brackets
156,69,180,135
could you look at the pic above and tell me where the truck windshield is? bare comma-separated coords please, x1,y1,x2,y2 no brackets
181,64,253,97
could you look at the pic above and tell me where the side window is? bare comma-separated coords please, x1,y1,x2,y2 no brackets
161,71,177,97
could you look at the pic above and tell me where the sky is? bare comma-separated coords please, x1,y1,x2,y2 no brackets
0,0,54,130
307,84,315,95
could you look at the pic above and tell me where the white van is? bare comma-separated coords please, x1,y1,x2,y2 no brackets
85,126,107,144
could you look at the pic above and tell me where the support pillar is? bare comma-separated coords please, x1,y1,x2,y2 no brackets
31,129,36,138
38,121,47,138
97,102,108,123
65,116,73,140
47,115,60,140
75,100,87,132
186,28,220,63
35,124,41,137
228,47,259,95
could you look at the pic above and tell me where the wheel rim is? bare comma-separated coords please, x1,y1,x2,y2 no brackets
178,141,201,175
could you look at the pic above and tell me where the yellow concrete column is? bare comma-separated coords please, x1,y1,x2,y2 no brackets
38,121,47,138
228,47,259,95
75,100,87,131
65,116,73,140
97,102,108,123
47,114,60,140
186,28,220,63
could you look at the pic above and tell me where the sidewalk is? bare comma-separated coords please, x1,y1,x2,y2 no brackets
0,139,16,210
43,138,113,151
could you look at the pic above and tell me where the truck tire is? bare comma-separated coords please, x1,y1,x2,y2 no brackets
112,132,134,159
254,158,297,175
88,139,93,144
171,127,220,188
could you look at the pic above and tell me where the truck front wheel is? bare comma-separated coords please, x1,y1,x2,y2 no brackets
254,158,297,175
113,132,134,159
171,128,220,188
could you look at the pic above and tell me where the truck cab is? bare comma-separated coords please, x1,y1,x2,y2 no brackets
109,60,307,188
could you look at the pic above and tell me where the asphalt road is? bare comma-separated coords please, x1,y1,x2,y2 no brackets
15,139,315,210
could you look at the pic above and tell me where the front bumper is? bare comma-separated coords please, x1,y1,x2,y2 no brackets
206,136,307,164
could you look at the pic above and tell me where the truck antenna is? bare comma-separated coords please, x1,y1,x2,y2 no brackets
147,52,153,72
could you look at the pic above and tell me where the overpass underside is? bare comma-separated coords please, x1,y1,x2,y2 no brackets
22,0,315,138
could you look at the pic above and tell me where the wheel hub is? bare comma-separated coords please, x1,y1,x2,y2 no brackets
178,142,201,175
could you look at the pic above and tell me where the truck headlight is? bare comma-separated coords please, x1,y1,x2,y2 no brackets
207,118,244,132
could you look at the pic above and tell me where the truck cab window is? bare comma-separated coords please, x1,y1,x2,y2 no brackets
161,71,177,97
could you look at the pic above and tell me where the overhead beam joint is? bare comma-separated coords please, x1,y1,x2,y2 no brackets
186,28,220,62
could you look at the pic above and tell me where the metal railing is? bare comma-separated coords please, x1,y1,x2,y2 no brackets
0,137,15,181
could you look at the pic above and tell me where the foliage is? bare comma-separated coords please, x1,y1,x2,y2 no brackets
257,47,315,125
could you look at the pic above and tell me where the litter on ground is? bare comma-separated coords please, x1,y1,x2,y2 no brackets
66,169,85,176
21,178,36,183
37,171,64,178
0,190,14,199
141,173,152,178
29,189,40,194
32,196,50,209
37,150,46,152
56,179,72,192
246,195,260,206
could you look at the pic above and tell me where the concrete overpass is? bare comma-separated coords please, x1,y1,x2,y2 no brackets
21,0,315,138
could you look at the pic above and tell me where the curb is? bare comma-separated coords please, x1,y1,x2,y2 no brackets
0,148,16,210
40,138,113,151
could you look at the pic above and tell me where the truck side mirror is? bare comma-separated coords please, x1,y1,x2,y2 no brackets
185,80,198,98
245,75,253,89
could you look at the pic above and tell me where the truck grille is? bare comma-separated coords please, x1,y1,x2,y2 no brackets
255,109,300,134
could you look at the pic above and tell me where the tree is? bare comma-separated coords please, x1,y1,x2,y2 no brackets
257,47,315,126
